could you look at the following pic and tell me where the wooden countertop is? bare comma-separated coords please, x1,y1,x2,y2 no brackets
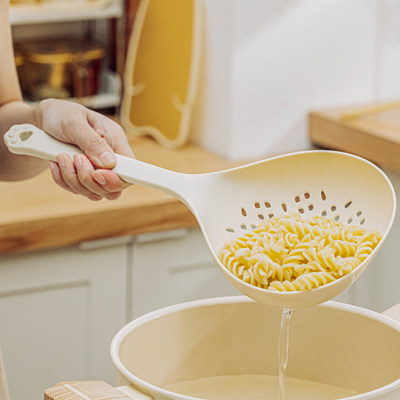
0,135,239,255
309,103,400,173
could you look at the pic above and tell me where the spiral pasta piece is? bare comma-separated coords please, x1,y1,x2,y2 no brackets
219,213,381,292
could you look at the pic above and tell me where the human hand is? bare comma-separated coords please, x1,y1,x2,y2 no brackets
36,99,134,201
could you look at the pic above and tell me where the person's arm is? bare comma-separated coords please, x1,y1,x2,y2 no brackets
0,0,45,180
0,0,134,200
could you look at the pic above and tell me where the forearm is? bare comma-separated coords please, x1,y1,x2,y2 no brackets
0,0,132,199
0,100,48,181
0,0,48,181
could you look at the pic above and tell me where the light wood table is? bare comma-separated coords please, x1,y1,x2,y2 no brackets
0,135,239,255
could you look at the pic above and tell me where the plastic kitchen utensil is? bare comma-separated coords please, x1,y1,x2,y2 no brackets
4,124,396,308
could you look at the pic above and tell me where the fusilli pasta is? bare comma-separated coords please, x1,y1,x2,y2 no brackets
219,213,381,292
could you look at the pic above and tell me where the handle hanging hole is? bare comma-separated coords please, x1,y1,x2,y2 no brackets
20,130,33,141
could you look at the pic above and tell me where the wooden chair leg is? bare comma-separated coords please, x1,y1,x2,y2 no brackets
0,346,10,400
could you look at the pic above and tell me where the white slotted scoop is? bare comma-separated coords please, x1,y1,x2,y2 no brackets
4,124,396,308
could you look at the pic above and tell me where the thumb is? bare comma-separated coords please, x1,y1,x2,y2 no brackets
85,135,116,169
71,123,116,169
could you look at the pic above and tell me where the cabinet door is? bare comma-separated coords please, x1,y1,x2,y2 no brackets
130,229,240,318
0,243,127,400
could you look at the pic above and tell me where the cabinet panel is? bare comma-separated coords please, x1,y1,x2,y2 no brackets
333,169,400,312
361,169,400,312
130,229,240,318
0,284,89,393
0,244,127,400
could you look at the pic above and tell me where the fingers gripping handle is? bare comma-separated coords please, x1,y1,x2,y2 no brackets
5,124,82,162
4,124,187,197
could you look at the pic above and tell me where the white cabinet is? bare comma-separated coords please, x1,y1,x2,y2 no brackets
129,229,240,318
360,169,400,312
0,243,127,400
0,228,240,400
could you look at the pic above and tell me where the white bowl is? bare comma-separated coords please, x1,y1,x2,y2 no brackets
111,296,400,400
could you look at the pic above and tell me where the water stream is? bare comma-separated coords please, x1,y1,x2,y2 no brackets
278,308,294,400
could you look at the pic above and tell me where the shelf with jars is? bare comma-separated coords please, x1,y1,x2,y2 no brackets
22,69,121,110
9,0,123,25
14,34,121,110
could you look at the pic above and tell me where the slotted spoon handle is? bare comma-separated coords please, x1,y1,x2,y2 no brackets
4,124,186,197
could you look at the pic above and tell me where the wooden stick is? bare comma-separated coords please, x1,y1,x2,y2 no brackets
44,381,134,400
0,346,10,400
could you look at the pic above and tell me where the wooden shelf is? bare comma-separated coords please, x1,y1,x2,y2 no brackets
10,0,123,25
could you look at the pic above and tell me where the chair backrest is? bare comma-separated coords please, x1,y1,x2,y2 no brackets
0,346,10,400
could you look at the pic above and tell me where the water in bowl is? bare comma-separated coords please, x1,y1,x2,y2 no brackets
164,374,357,400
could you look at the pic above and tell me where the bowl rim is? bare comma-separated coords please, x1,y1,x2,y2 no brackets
110,296,400,400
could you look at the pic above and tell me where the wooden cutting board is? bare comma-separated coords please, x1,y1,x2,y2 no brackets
309,102,400,173
121,0,203,149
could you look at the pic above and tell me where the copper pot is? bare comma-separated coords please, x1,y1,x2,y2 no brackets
17,38,105,100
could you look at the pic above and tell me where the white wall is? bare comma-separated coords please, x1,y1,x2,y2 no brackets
377,0,400,100
192,0,400,161
191,0,235,158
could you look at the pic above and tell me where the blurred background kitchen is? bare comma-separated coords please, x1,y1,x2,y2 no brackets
2,0,400,399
